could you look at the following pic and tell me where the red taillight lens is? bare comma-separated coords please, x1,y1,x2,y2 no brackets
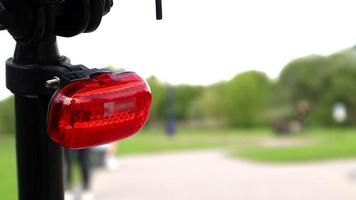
47,72,151,149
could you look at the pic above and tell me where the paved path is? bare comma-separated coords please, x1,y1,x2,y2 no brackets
92,151,356,200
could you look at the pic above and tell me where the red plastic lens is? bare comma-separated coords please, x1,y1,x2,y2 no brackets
48,72,151,149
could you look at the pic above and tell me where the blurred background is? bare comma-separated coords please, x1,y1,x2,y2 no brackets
3,0,356,199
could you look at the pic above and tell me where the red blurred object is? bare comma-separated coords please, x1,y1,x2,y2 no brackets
48,72,151,149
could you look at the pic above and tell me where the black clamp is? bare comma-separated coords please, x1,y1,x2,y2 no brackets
6,56,111,96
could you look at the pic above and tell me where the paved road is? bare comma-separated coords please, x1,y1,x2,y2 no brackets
92,151,356,200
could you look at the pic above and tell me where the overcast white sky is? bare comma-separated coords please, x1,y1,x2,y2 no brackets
1,0,356,100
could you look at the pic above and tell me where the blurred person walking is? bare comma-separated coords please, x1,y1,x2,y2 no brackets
64,148,93,200
166,85,176,138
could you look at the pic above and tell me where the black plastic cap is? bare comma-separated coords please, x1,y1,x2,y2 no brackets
156,0,162,20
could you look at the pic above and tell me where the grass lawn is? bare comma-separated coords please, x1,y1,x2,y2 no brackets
0,136,17,200
232,128,356,162
120,128,356,163
2,128,356,199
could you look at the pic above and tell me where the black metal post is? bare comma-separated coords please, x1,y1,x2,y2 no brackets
9,36,64,200
14,96,64,200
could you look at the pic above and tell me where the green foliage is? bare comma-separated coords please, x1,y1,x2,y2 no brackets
223,71,275,127
0,96,15,135
146,76,167,122
189,82,227,120
279,49,356,126
173,85,203,120
279,55,327,102
148,49,356,128
146,77,203,123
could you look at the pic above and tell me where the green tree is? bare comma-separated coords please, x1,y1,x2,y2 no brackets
279,55,327,103
173,85,203,120
146,76,167,122
224,71,274,127
279,49,356,126
189,82,226,120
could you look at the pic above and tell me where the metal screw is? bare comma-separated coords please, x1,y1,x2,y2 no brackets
45,76,60,88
